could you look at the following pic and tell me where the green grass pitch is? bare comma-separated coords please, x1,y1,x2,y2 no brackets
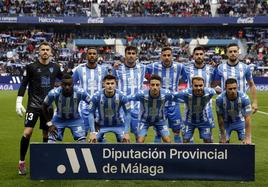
0,91,268,187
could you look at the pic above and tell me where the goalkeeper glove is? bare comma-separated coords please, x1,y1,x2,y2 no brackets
16,96,26,117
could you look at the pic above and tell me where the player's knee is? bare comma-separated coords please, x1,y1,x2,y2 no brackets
23,129,33,139
137,136,145,143
162,136,171,143
121,138,130,143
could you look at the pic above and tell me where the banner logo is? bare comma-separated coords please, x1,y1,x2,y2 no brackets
57,148,97,174
237,17,254,24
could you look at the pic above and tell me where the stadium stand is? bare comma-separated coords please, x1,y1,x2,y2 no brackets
0,0,267,76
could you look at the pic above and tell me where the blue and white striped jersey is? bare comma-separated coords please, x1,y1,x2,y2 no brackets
184,62,216,126
88,89,131,129
44,86,90,120
115,63,146,110
214,61,253,92
72,64,110,96
178,88,216,124
129,89,178,123
216,91,252,124
184,63,215,88
146,62,187,106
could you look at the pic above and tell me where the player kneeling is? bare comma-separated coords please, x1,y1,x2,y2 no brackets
43,74,90,143
128,75,185,143
216,78,252,144
88,75,131,143
178,76,216,143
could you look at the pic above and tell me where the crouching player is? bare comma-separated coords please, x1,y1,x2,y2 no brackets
178,76,216,143
129,74,182,143
88,75,131,143
43,74,90,143
216,78,252,144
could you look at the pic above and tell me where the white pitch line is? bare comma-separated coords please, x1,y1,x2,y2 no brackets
257,110,268,115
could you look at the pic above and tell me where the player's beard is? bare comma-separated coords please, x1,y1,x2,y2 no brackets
163,60,172,67
88,57,98,64
126,58,136,67
229,56,238,64
41,54,49,61
63,88,73,97
227,92,237,100
194,89,204,97
195,58,204,65
150,89,159,98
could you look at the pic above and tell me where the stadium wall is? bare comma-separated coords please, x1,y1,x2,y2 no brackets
1,76,268,91
0,16,267,25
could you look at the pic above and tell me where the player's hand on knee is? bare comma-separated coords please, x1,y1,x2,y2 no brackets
89,132,97,143
252,102,258,114
122,133,130,143
16,96,26,117
214,86,222,95
242,137,251,144
49,125,58,137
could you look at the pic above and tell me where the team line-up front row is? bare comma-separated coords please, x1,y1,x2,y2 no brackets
15,42,257,175
44,74,252,145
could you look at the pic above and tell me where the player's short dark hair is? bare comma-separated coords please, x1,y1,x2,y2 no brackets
149,74,162,83
226,43,239,49
225,78,237,87
193,46,205,53
62,73,72,80
192,76,204,85
161,47,172,53
103,74,117,82
125,46,137,54
87,47,98,53
38,41,51,49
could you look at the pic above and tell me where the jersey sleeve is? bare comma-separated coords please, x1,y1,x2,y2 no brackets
145,63,153,78
209,88,216,98
43,89,56,106
180,64,188,82
121,95,131,113
18,64,30,96
88,94,98,113
72,66,79,83
213,65,222,81
245,65,253,82
215,96,223,115
79,88,91,104
176,89,187,102
56,64,63,79
242,94,252,116
127,91,142,102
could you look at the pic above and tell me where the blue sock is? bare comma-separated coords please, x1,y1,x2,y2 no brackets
154,135,162,143
174,134,182,143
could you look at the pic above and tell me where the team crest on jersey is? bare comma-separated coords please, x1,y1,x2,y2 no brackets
206,69,210,76
88,102,93,110
115,99,120,106
37,68,41,73
49,67,54,73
